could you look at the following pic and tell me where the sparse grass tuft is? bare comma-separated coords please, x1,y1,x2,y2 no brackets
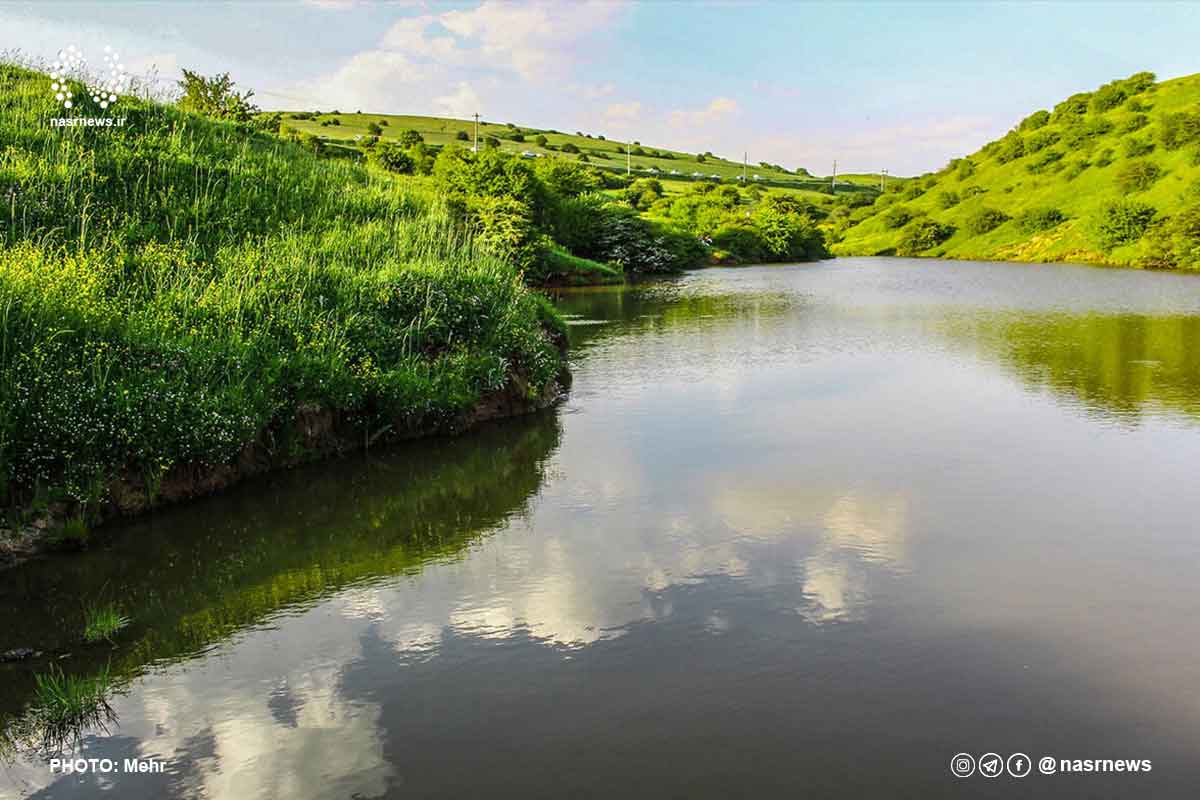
82,603,131,643
31,663,117,753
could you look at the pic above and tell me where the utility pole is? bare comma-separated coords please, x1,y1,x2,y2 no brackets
880,169,888,192
743,151,747,184
626,141,631,175
473,112,479,153
831,160,838,193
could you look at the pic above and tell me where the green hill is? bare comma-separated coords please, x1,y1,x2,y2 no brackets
279,109,877,200
0,62,566,540
831,71,1200,270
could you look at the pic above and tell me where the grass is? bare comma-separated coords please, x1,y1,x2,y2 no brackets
82,603,131,643
832,71,1200,267
30,663,117,753
0,61,565,518
279,110,882,201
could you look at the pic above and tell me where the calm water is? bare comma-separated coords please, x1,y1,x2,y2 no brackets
3,257,1200,798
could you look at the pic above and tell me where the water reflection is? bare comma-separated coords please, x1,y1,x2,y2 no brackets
944,312,1200,421
4,259,1200,798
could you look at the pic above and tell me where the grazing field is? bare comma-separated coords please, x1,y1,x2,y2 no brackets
279,110,882,199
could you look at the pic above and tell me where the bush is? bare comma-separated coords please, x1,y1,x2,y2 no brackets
1017,207,1067,233
1091,200,1156,250
964,207,1010,236
1120,113,1149,133
881,205,914,229
469,196,539,273
176,69,259,122
1095,148,1116,168
936,190,961,209
897,219,955,255
1026,148,1065,174
483,135,501,149
365,121,382,136
535,134,548,147
1123,137,1155,158
1026,130,1060,153
1019,110,1051,131
1157,110,1200,150
455,130,470,141
1141,202,1200,269
1052,92,1093,122
397,129,424,148
560,142,580,154
956,159,976,181
1115,159,1162,192
993,131,1026,164
369,141,415,174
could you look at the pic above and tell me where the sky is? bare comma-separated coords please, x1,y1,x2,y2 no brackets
2,0,1198,175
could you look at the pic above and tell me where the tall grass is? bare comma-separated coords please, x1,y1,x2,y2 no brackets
0,62,564,514
82,603,131,643
30,663,117,753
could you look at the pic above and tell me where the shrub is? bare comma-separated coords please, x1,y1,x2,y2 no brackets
1052,92,1093,121
1060,117,1114,149
993,131,1026,164
1141,202,1200,269
1026,148,1065,174
1157,110,1200,150
455,130,470,141
1120,113,1149,133
176,69,258,122
1095,148,1116,168
398,129,424,148
964,207,1010,236
1089,81,1127,113
484,135,501,149
509,133,525,142
378,119,388,126
881,205,914,229
1123,137,1154,158
369,141,415,174
1019,110,1051,131
1115,159,1162,192
897,219,955,255
1017,207,1067,233
560,142,580,154
936,190,961,209
1026,130,1060,153
535,134,548,147
956,159,976,181
1063,160,1089,181
469,196,539,273
1091,200,1156,250
365,121,382,136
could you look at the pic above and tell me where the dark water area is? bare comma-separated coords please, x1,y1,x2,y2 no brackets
3,257,1200,798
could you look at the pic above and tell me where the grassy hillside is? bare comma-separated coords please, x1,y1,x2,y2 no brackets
279,109,879,200
832,71,1200,269
0,63,566,540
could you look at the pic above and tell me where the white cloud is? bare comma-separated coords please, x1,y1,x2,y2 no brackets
434,81,483,118
667,96,739,129
602,100,642,128
294,1,626,120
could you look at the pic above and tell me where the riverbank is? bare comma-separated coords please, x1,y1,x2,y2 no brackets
0,63,570,562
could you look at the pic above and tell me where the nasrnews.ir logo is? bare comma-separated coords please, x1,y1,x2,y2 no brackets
951,752,1152,778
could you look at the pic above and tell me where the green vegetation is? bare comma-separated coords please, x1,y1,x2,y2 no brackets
29,663,117,753
0,62,566,529
833,71,1200,269
82,603,131,643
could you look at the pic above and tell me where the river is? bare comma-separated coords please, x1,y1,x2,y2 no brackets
2,257,1200,798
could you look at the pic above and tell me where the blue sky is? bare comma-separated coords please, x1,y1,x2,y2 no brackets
3,0,1198,174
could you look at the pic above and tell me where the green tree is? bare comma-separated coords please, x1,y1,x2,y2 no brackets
176,69,259,122
398,129,425,148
